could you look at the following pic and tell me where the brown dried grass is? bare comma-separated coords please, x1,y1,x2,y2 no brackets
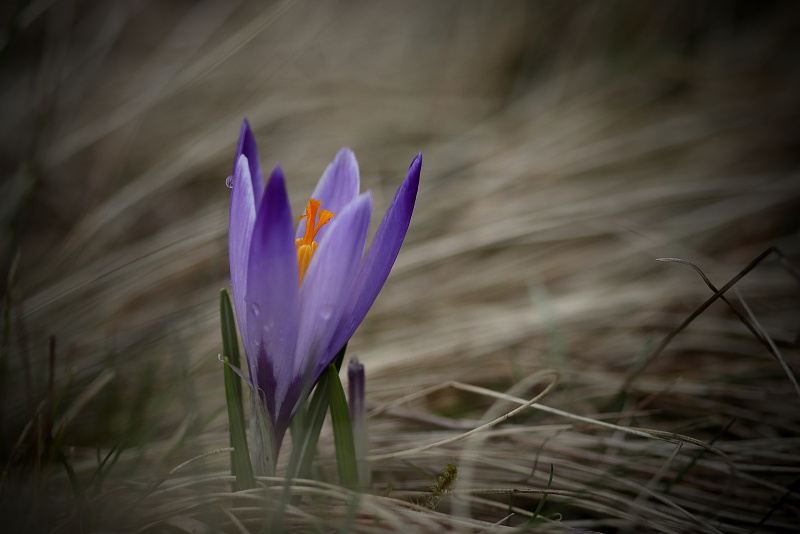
1,1,799,532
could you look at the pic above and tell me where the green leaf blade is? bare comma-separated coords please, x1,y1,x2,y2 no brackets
286,343,348,481
326,363,359,488
220,289,255,491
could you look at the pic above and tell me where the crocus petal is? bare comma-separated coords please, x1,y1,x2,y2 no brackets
246,167,300,435
236,119,265,205
295,147,360,245
330,153,421,355
295,192,373,382
229,155,257,343
227,124,421,459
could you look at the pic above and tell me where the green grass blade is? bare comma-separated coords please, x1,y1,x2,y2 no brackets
326,362,359,488
286,378,329,480
58,449,88,526
220,289,243,391
274,345,349,532
225,356,255,489
220,289,254,490
86,441,121,491
250,390,277,477
286,343,348,480
664,418,735,494
525,463,554,527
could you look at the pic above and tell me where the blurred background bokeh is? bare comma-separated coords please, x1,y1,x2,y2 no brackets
2,1,799,532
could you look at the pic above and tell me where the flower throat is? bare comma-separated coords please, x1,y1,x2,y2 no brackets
296,199,334,285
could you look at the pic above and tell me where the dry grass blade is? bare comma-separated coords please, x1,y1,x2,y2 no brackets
733,287,800,399
2,2,799,533
368,372,559,461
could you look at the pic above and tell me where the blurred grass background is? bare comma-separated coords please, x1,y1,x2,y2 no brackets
1,1,799,532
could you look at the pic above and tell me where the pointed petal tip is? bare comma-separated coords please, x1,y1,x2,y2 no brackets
235,120,265,203
236,120,254,166
333,146,359,171
350,190,373,221
403,152,422,192
269,164,285,181
264,165,288,200
361,188,373,204
239,118,252,138
411,152,422,167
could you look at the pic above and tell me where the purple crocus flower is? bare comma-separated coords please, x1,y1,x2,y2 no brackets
228,119,421,456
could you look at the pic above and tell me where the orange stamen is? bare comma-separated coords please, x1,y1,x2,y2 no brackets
295,199,335,285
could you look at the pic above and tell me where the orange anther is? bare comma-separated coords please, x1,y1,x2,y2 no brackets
295,199,334,285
